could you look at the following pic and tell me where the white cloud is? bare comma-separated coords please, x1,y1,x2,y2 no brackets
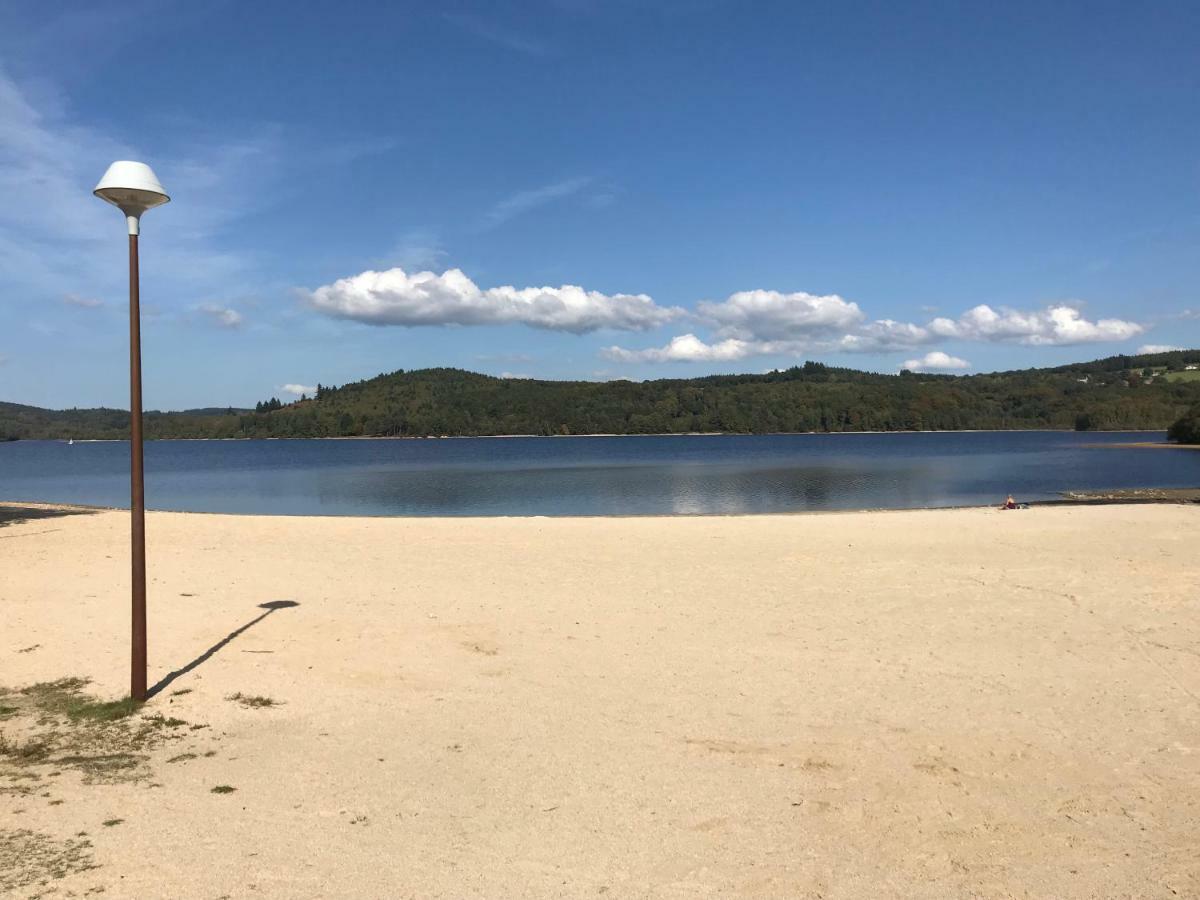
902,351,971,372
590,370,637,381
603,296,1146,365
1137,344,1182,354
929,304,1142,345
602,333,761,363
498,371,531,379
198,304,243,329
306,266,683,334
693,290,1142,350
281,383,316,396
62,292,103,309
698,289,863,340
836,319,935,352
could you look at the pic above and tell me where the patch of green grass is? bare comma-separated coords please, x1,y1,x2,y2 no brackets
67,697,141,723
101,819,123,827
20,679,140,723
225,692,279,709
0,705,19,719
169,688,192,697
0,678,209,788
1164,369,1200,383
210,785,236,794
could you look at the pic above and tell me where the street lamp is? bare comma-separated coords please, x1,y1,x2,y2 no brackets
94,161,170,703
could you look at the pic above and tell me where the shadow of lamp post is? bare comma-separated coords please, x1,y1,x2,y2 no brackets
93,161,170,703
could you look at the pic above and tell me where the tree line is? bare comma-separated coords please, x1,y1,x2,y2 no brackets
3,349,1200,442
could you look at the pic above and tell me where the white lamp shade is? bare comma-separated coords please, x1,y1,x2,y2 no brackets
94,161,170,214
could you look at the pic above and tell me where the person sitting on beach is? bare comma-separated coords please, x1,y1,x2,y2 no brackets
1001,494,1017,510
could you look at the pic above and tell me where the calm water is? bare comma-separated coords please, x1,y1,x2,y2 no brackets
0,432,1196,517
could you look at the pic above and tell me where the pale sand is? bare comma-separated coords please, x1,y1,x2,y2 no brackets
2,503,1198,898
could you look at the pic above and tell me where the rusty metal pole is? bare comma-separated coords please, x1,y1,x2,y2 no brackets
129,232,147,702
93,162,168,704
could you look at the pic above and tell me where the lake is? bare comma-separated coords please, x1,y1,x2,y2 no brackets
0,432,1196,517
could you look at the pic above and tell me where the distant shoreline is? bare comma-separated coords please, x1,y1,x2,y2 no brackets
1083,440,1200,450
3,427,1176,444
5,486,1198,522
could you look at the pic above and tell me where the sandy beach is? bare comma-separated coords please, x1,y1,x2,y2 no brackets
2,502,1198,898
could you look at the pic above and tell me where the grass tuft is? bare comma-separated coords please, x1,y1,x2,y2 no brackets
225,692,279,709
210,784,236,794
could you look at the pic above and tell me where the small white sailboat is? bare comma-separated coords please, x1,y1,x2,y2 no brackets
68,439,75,445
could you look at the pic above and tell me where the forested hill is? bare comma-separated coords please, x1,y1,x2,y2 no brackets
4,349,1200,441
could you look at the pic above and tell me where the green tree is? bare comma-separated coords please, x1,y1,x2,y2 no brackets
1167,406,1200,444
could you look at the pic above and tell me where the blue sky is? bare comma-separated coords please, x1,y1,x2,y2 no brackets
1,0,1197,410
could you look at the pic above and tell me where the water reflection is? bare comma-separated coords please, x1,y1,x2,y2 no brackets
0,432,1196,517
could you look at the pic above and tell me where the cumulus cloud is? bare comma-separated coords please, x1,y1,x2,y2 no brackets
198,304,243,328
928,304,1142,345
306,267,682,334
902,351,971,372
605,329,958,366
1137,344,1182,354
602,333,763,363
835,319,935,352
604,293,1146,364
281,383,316,396
698,289,863,340
695,291,1140,349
